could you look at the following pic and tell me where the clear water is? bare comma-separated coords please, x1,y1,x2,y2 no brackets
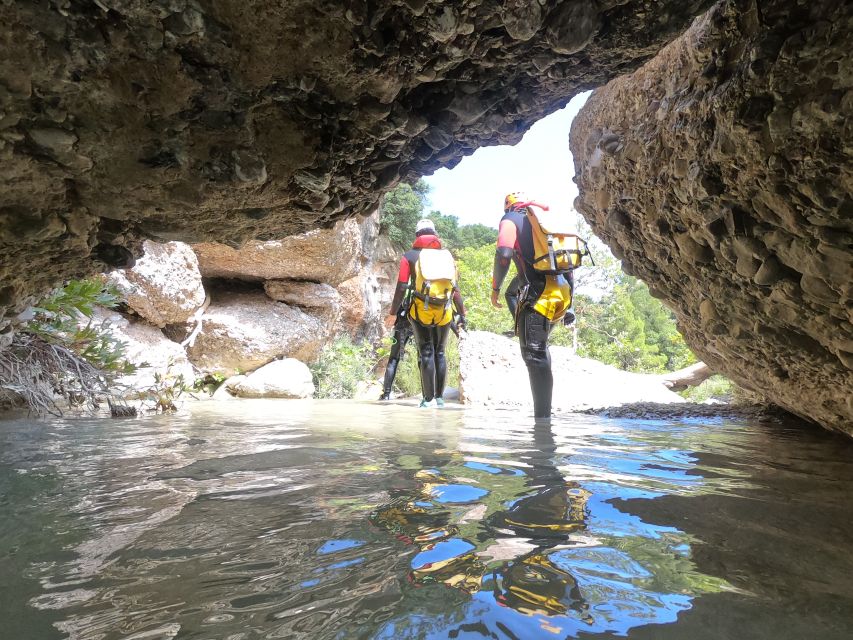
1,400,852,639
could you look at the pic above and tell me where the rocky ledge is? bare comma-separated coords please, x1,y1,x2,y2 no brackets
571,0,852,434
1,0,712,331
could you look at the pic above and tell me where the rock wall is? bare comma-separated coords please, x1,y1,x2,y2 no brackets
98,210,397,385
571,0,852,433
0,0,713,331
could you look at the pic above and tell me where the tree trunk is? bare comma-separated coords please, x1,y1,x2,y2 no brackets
659,362,713,391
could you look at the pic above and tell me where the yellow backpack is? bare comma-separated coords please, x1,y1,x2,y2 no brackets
409,248,457,327
524,206,592,275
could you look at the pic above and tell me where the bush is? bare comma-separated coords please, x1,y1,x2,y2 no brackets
311,336,377,399
0,279,136,415
680,375,734,403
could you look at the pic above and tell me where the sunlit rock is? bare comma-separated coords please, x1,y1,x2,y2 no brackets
458,331,684,410
186,291,328,376
107,241,205,328
232,359,315,399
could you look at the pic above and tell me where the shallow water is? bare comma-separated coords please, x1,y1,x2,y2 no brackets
1,400,852,640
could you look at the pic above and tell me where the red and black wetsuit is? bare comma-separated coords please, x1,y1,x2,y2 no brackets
492,203,573,419
387,233,465,402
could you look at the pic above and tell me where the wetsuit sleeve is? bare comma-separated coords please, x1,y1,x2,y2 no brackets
388,257,410,315
491,219,517,291
452,289,466,315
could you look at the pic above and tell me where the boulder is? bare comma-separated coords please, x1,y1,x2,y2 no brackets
193,218,362,285
232,359,315,399
458,331,684,411
186,291,328,376
264,280,341,321
571,0,853,434
107,241,206,327
91,308,196,394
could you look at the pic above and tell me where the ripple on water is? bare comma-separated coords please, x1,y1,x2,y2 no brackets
2,400,853,639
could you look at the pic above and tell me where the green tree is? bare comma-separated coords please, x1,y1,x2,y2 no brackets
455,244,515,334
379,179,430,249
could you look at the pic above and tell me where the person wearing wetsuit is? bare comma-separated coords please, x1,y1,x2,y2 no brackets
379,292,414,400
490,193,574,419
385,219,466,408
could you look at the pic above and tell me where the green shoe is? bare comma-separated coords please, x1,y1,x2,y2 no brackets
418,398,437,408
435,398,445,407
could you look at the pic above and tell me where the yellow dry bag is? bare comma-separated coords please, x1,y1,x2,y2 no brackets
524,206,591,275
409,248,456,327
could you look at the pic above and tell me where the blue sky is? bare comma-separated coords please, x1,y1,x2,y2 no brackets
423,91,591,228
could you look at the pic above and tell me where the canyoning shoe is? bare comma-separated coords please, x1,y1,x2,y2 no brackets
419,399,438,408
378,393,390,401
435,398,445,407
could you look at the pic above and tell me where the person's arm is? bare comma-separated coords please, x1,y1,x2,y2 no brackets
385,257,410,328
490,219,517,308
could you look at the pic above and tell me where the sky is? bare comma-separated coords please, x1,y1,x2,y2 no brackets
423,91,591,228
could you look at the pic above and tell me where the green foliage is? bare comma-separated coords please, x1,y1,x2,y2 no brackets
455,244,515,334
28,278,135,375
311,336,377,399
576,277,695,373
379,180,430,249
680,375,734,403
138,366,187,413
380,181,498,253
427,210,498,252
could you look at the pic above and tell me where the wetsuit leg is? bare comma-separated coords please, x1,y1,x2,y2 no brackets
382,319,412,397
505,275,520,318
517,305,555,418
411,321,437,401
434,324,451,398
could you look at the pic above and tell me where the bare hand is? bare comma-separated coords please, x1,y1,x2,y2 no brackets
384,314,396,329
490,289,502,309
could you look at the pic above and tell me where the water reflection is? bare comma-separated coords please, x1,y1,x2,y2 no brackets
1,401,852,639
370,421,728,637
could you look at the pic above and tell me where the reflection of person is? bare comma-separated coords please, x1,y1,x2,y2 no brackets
370,422,592,620
490,192,575,419
385,219,466,408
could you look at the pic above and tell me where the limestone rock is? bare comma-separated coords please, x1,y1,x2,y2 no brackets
458,331,684,410
193,218,362,285
91,308,196,394
232,359,315,399
107,240,205,327
571,0,853,434
210,375,247,401
0,0,714,335
264,280,341,321
186,291,329,376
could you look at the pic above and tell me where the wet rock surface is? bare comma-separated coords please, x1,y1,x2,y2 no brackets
571,0,853,434
0,0,712,327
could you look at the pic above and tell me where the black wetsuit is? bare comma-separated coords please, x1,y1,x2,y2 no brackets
493,208,574,418
388,234,465,403
380,306,413,399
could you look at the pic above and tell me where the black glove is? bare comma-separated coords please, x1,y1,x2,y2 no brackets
563,310,576,326
457,315,467,331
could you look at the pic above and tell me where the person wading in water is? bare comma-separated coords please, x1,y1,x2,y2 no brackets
490,193,590,419
385,219,466,407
